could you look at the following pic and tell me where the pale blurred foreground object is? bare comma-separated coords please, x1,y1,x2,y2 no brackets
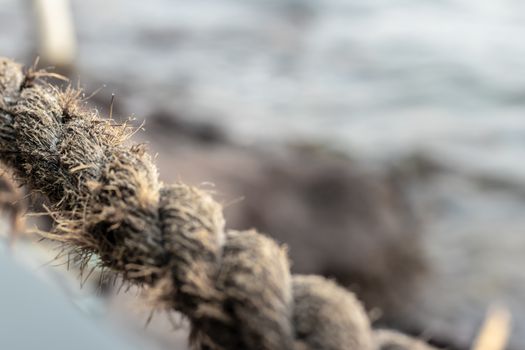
2,57,512,350
472,306,511,350
0,245,136,350
0,173,136,350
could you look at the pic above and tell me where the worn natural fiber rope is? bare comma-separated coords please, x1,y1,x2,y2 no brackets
0,57,436,350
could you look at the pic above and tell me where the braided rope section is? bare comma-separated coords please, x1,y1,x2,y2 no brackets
0,58,434,350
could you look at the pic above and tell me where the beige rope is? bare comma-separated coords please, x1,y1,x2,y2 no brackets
0,57,436,350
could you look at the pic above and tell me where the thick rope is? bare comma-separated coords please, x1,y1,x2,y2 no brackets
0,57,436,350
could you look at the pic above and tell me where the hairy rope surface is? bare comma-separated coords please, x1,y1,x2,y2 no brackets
0,58,436,350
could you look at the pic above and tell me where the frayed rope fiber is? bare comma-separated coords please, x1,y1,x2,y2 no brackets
0,58,436,350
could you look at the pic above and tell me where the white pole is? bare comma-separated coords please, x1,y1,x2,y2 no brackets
33,0,76,69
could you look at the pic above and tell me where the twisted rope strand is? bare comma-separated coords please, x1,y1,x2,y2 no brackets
0,58,435,350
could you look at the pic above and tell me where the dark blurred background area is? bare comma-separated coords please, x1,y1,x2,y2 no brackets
1,0,525,349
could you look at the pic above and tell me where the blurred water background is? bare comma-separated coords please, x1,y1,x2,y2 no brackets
0,1,523,158
3,0,525,167
1,0,525,349
65,0,525,173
